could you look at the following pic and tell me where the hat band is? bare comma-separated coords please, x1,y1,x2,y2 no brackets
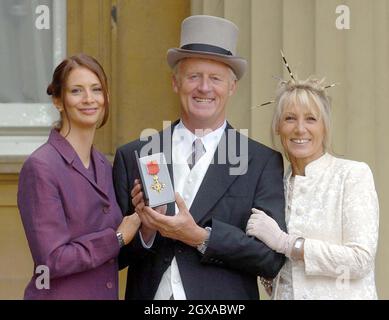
181,43,232,56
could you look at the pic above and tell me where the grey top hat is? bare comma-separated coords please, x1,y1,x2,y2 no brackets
167,15,247,80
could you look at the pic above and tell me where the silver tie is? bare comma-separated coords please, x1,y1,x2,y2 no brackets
187,138,206,170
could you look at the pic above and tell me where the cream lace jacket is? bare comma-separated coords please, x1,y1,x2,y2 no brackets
273,153,379,300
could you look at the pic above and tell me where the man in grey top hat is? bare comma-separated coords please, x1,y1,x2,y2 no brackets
113,15,285,300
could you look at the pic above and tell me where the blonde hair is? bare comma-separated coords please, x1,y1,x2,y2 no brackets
271,77,332,153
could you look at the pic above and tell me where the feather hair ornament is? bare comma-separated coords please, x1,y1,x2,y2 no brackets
255,51,339,108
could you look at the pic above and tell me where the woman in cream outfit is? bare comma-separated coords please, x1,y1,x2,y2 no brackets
246,77,379,299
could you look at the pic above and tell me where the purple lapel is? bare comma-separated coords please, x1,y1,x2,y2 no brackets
48,129,109,199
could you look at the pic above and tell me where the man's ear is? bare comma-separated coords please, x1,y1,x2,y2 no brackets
172,75,179,94
229,80,237,96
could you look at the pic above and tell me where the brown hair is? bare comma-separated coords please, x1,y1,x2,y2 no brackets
47,53,109,130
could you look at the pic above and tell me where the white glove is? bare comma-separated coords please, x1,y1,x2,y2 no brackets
246,208,297,258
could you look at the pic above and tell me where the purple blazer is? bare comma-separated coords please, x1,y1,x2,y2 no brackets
17,129,123,300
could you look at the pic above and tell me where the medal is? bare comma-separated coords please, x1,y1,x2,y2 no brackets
146,161,165,193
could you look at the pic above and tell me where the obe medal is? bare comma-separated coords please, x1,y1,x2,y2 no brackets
146,160,165,193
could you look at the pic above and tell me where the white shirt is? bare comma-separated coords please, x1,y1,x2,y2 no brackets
142,120,226,300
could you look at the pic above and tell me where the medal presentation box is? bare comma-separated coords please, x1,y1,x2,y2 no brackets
135,151,175,207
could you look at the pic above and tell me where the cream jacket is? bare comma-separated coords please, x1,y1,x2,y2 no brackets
273,153,379,300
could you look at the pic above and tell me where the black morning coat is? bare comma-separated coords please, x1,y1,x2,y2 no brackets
113,121,286,300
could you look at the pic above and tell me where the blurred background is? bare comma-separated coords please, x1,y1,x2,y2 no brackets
0,0,387,299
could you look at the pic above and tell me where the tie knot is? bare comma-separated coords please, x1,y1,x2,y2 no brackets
193,138,204,152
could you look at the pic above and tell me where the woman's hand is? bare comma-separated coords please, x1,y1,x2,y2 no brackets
117,212,141,245
246,208,297,258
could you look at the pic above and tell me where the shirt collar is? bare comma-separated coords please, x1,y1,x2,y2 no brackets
285,152,333,181
172,120,226,156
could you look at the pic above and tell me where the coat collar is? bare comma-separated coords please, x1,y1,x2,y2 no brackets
159,121,251,223
150,120,251,221
285,152,333,182
48,129,108,198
